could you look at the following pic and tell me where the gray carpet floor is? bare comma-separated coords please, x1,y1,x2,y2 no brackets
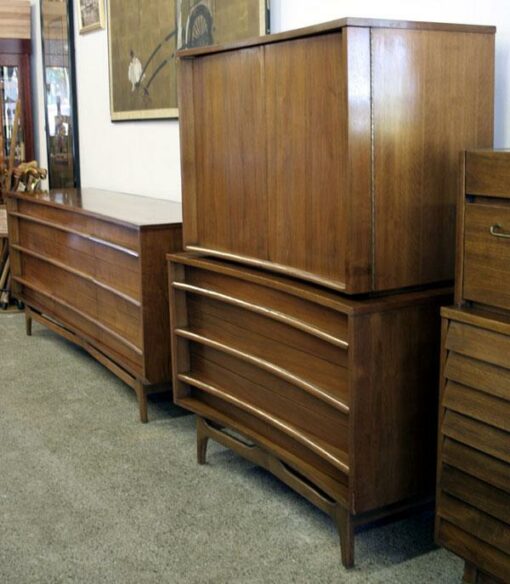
0,313,463,583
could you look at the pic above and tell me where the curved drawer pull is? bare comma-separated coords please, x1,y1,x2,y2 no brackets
490,224,510,239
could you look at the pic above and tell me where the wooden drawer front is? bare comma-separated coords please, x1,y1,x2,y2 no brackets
17,216,141,300
187,342,349,464
182,265,349,347
20,254,142,349
438,315,510,582
437,494,510,582
170,259,351,489
16,200,140,252
22,287,143,376
182,389,349,499
185,294,349,408
464,202,510,311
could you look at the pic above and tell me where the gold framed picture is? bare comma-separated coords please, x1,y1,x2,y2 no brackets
108,0,178,121
77,0,105,34
108,0,269,122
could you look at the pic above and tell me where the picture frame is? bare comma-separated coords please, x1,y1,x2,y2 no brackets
176,0,269,51
77,0,105,34
108,0,270,122
108,0,179,121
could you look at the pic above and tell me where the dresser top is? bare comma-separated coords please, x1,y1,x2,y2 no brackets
177,17,496,59
6,188,182,228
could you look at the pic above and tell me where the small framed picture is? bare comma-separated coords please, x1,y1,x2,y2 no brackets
77,0,105,34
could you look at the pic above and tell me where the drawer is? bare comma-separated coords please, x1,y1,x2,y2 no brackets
17,215,141,300
187,342,349,460
16,200,140,252
183,265,349,346
183,293,349,409
464,201,510,311
20,254,142,349
22,286,143,376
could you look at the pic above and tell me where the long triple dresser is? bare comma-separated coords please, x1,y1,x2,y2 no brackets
5,188,182,422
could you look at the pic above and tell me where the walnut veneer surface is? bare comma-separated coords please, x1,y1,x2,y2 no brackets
5,189,182,422
435,151,510,584
177,18,495,294
168,252,452,567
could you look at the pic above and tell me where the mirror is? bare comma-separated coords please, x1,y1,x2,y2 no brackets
40,0,80,188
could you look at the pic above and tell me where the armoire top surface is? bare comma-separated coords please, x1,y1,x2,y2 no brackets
177,17,496,59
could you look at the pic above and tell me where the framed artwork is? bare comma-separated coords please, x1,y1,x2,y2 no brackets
77,0,105,34
108,0,269,121
176,0,269,50
108,0,178,121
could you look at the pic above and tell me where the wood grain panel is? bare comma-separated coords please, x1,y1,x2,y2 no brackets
140,226,182,383
22,286,143,376
446,321,510,370
187,293,346,366
438,493,510,555
266,32,347,286
464,202,510,311
189,389,349,484
192,47,267,258
442,411,509,464
18,216,141,299
441,465,510,524
372,30,494,290
351,300,442,513
437,520,510,583
442,438,510,494
445,352,510,402
466,151,510,197
184,265,349,343
186,302,349,405
443,381,510,432
189,344,349,455
17,200,140,251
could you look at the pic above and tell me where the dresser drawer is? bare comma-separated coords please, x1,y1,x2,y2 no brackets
16,214,141,300
464,201,510,311
16,200,140,252
437,308,510,583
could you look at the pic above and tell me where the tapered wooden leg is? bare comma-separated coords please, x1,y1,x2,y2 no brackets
197,417,209,464
134,381,148,423
25,308,32,336
335,506,354,569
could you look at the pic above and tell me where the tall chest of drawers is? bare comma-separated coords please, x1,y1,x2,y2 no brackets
172,17,496,571
436,151,510,584
6,188,182,422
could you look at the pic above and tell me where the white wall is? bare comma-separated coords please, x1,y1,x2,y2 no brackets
32,0,510,200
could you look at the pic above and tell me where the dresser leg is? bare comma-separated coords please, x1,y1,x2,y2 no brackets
134,381,148,423
25,308,32,336
197,417,209,464
335,506,354,568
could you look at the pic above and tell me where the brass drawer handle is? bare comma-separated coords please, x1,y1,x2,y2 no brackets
490,224,510,239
